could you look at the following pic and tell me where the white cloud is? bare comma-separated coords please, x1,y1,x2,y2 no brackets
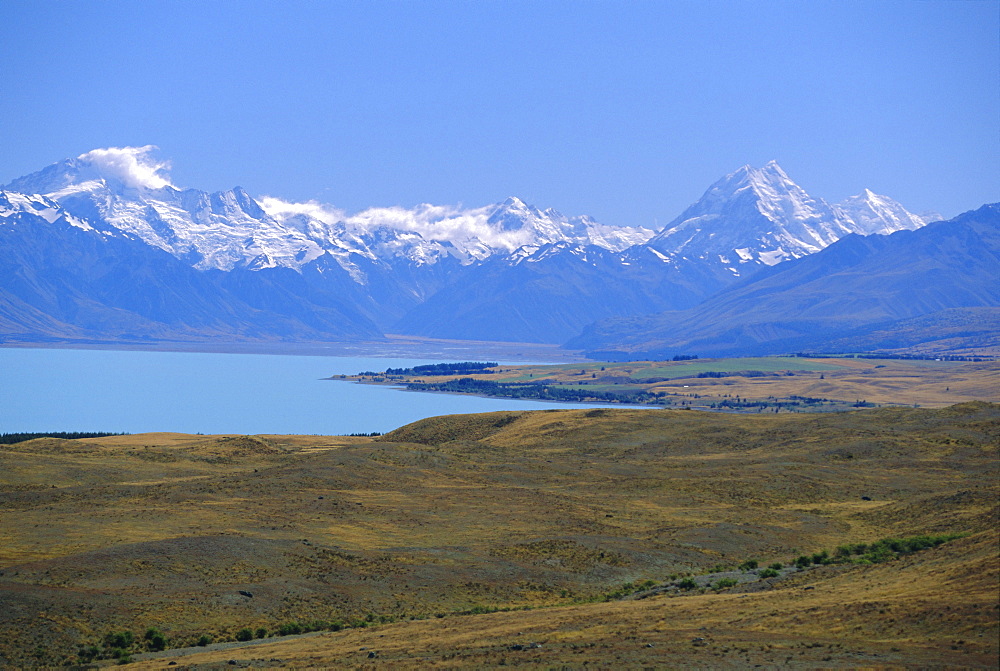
260,196,535,252
77,145,173,190
257,196,346,224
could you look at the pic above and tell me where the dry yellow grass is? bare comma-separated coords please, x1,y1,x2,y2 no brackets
1,403,996,667
128,531,998,669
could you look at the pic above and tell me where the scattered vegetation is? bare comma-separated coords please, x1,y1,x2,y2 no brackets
835,534,965,564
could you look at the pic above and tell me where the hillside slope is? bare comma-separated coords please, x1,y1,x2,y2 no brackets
0,404,996,665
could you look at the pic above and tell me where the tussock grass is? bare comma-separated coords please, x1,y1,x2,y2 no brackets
0,403,996,666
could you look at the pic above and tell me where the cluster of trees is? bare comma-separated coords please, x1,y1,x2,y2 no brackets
362,361,499,377
0,431,128,445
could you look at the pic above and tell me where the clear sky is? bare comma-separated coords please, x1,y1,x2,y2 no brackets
2,0,997,225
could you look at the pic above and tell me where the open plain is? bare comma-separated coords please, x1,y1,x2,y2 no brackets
0,402,997,668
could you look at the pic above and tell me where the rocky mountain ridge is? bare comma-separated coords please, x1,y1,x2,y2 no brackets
0,147,951,346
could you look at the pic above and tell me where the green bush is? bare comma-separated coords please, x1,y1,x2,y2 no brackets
255,627,268,639
196,634,212,647
738,559,758,571
759,568,780,578
768,562,783,570
277,622,302,636
236,628,253,642
104,631,134,649
811,550,831,565
677,578,698,590
78,645,99,663
795,555,812,568
147,633,167,652
713,577,738,590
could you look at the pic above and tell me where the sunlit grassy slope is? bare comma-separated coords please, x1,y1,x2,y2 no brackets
0,403,996,667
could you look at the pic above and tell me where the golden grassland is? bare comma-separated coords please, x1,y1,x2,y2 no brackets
347,357,1000,409
0,402,997,668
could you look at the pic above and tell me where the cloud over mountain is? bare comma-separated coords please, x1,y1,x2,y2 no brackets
75,145,174,190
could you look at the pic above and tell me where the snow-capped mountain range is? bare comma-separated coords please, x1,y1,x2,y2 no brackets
0,146,942,344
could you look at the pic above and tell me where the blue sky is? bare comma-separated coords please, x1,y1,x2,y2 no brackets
2,0,997,225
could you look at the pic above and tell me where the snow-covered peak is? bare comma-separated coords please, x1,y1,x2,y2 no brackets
638,161,935,274
4,148,326,272
644,161,853,269
487,196,545,231
4,146,175,197
834,189,932,235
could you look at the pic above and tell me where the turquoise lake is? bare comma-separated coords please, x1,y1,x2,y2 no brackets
0,347,629,435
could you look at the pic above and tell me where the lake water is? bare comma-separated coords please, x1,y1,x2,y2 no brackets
0,347,630,435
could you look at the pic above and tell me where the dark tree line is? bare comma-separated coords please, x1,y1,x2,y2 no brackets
361,361,499,377
0,431,129,445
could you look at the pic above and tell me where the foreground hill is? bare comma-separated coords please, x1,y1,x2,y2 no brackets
0,404,996,666
569,204,1000,358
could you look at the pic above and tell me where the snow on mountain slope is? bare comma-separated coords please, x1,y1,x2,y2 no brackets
4,147,655,281
834,188,938,234
635,160,931,277
0,190,118,236
4,147,329,272
260,195,656,268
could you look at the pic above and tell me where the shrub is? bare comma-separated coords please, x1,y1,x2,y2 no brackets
196,634,212,647
104,631,134,649
78,646,99,663
255,627,268,639
677,578,698,590
768,562,783,570
795,555,812,568
713,578,738,590
759,568,780,578
811,550,831,565
277,622,302,636
738,559,758,571
147,633,167,652
236,628,253,642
